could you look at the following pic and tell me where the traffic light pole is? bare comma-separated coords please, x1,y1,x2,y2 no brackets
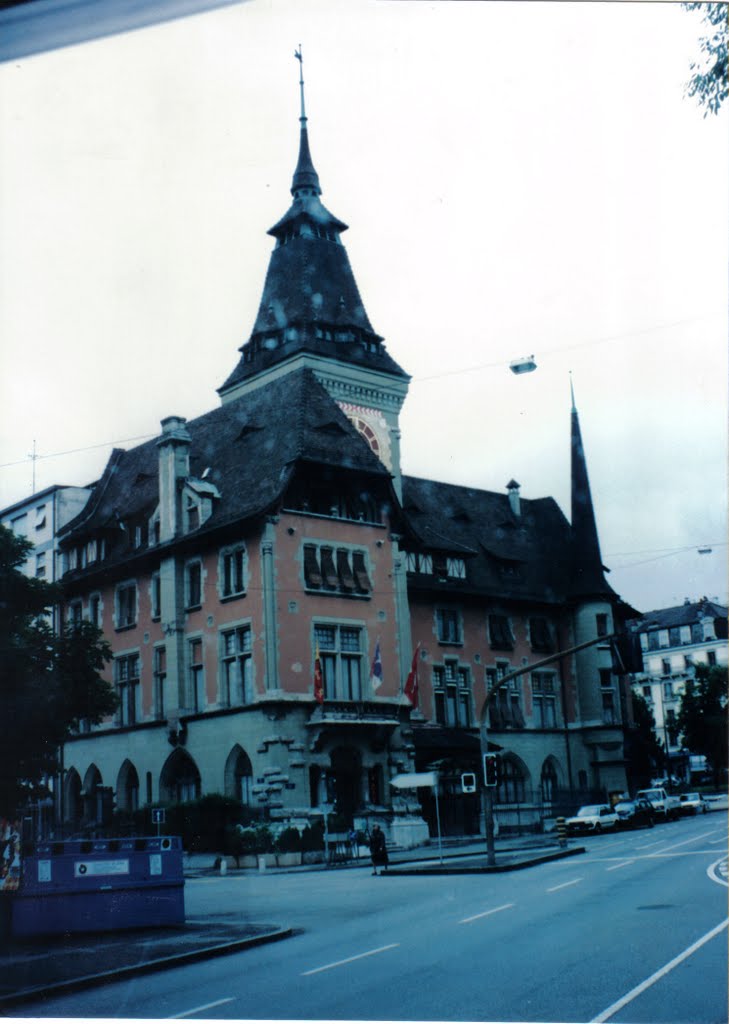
479,631,617,867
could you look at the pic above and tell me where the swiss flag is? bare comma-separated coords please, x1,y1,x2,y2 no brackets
404,645,420,708
313,643,324,704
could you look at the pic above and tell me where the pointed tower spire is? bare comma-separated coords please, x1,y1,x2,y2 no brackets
570,378,610,596
291,46,321,197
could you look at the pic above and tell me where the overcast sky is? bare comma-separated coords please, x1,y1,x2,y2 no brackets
0,0,726,614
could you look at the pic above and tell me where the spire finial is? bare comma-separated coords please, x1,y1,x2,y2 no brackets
569,371,576,411
294,45,306,123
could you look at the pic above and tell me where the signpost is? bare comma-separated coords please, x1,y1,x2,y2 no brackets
151,808,165,837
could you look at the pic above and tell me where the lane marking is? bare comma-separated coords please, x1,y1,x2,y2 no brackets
301,943,400,976
169,998,235,1018
633,839,666,850
649,828,717,855
460,902,515,924
707,857,728,888
547,877,583,893
590,918,729,1023
606,860,634,872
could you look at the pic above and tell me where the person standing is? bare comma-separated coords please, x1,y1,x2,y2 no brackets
369,824,388,875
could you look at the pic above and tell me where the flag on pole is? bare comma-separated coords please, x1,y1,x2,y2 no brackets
313,643,324,704
370,639,383,692
404,644,420,708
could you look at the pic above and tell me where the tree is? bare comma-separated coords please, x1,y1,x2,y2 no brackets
625,691,665,790
677,663,728,786
0,525,118,817
683,3,728,116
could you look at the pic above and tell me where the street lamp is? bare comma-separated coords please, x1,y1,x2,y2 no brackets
479,631,619,867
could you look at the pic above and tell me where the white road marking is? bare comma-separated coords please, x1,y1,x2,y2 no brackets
606,860,634,872
301,943,400,976
633,838,666,850
460,902,515,924
707,856,729,888
546,877,583,892
648,828,717,855
590,918,729,1023
168,997,236,1018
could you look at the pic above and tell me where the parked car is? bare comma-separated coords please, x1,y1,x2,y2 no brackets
565,804,618,834
635,787,681,821
614,798,655,829
679,792,709,815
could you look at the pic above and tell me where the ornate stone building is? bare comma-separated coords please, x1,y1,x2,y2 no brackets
55,70,634,843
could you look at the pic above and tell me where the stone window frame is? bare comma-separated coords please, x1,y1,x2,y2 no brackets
115,580,137,630
219,544,247,601
432,659,472,727
219,620,253,707
313,619,366,701
303,542,372,598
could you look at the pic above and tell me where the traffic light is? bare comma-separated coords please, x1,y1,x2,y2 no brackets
484,753,499,788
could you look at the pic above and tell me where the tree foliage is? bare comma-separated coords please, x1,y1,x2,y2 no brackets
0,525,117,816
625,691,665,789
683,2,728,115
677,663,728,785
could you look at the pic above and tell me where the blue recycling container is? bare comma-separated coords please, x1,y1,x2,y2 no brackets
8,836,185,938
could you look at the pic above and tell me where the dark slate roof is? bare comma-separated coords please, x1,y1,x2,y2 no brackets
401,476,589,606
632,599,728,631
60,369,390,547
570,403,612,599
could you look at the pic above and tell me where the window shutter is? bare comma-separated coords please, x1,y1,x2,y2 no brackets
320,547,339,589
304,545,323,588
336,550,356,592
352,551,372,593
529,617,553,653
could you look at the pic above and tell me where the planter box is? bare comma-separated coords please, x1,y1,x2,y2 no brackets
275,852,302,867
302,850,325,864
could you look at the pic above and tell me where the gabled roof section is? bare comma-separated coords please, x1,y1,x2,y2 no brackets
401,476,576,604
60,370,390,547
633,598,728,631
570,386,613,599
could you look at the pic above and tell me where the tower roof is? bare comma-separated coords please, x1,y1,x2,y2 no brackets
569,382,613,599
219,51,407,399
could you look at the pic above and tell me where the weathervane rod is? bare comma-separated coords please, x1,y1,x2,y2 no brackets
294,44,306,122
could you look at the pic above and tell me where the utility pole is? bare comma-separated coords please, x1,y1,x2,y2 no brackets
479,631,618,867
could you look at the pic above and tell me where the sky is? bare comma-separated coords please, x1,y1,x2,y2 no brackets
0,0,727,615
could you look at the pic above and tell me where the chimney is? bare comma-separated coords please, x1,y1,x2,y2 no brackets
157,416,191,541
507,479,521,517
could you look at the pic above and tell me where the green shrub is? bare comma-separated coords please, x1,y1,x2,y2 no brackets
301,819,324,852
275,826,302,853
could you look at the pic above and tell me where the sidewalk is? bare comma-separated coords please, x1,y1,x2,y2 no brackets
0,835,582,1008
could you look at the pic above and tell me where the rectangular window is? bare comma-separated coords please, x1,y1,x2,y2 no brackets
87,539,97,564
640,632,648,651
668,627,681,647
154,646,167,719
489,614,513,650
35,505,46,530
186,561,202,609
11,513,27,536
658,629,669,648
596,613,609,638
663,680,674,700
684,654,693,670
529,616,553,653
221,625,252,705
707,650,717,666
116,582,137,629
532,672,557,728
313,623,363,700
661,658,671,676
679,625,691,644
35,552,46,578
601,689,616,724
436,608,462,644
433,663,472,727
642,685,652,699
68,600,83,626
151,573,161,620
304,545,371,596
189,637,204,711
447,557,466,579
89,594,101,627
221,547,246,598
115,653,140,726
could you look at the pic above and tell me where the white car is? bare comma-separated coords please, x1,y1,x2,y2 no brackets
679,792,708,815
566,804,618,834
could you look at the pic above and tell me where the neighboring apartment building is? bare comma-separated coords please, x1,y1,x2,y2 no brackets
49,78,636,843
1,486,92,611
629,598,728,781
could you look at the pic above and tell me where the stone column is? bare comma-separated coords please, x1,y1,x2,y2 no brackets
261,517,279,691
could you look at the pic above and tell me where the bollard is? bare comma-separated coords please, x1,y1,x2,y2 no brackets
219,858,227,876
556,816,567,849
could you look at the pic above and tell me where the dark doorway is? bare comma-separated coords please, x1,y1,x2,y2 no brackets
329,746,362,824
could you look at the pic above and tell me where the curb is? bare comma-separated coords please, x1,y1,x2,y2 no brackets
381,846,586,875
0,926,294,1009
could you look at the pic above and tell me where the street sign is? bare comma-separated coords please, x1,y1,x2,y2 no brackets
461,772,477,793
151,808,165,825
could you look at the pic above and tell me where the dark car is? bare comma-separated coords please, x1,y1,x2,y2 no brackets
614,798,655,829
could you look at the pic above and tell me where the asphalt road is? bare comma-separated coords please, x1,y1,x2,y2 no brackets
15,813,728,1023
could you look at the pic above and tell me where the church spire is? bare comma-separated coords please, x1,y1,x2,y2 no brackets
291,46,321,197
570,378,609,596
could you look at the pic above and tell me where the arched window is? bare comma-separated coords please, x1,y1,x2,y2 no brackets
540,758,560,803
224,746,253,805
82,764,102,823
159,749,201,804
117,760,140,812
497,756,527,804
64,768,82,827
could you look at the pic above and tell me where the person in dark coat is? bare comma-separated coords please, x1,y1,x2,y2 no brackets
369,824,388,875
